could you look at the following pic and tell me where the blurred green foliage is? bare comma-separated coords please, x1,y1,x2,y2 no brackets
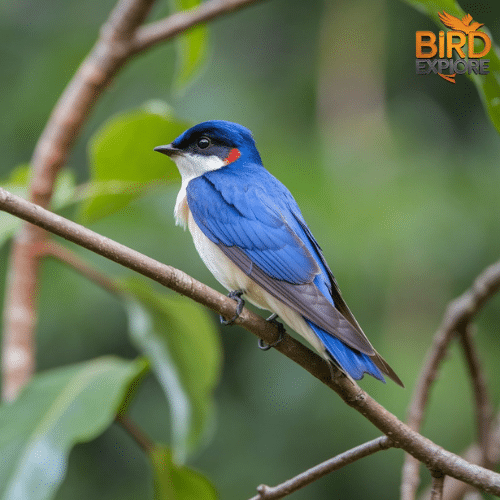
171,0,210,94
0,0,500,499
151,445,217,500
124,277,222,461
0,357,148,500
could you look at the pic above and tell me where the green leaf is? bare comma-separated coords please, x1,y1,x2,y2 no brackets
80,102,189,223
0,356,148,500
151,445,217,500
403,0,457,17
172,0,209,94
403,0,500,135
123,278,222,462
0,165,76,247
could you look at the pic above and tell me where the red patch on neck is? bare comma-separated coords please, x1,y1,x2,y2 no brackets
224,148,241,165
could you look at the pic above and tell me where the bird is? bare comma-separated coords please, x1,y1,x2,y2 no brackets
154,120,403,387
438,12,484,35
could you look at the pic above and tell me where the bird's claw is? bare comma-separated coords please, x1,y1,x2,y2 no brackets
220,290,245,326
258,313,286,350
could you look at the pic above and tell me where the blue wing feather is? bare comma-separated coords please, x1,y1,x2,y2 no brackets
187,170,319,284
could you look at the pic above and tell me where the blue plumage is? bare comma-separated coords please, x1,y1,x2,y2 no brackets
187,169,318,284
154,120,403,386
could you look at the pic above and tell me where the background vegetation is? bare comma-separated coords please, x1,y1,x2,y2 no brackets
1,0,500,498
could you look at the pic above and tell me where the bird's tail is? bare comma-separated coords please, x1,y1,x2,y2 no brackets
306,320,404,386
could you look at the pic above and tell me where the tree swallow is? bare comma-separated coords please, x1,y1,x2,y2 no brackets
154,120,403,386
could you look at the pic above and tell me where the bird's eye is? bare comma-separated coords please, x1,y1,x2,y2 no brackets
197,137,211,149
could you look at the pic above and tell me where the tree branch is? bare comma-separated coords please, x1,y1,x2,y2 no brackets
249,436,393,500
1,188,500,495
132,0,266,53
40,241,122,296
401,260,500,500
1,0,263,402
420,410,500,500
429,471,445,500
458,325,494,468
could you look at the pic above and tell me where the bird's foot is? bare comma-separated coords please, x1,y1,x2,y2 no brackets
258,313,286,351
220,290,245,326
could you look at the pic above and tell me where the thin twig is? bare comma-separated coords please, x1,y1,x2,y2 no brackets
1,189,500,495
458,324,494,468
1,0,264,402
132,0,266,52
40,241,122,296
401,261,500,500
420,410,500,500
429,471,445,500
249,436,393,500
116,414,154,453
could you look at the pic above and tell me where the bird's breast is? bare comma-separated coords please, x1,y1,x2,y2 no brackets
174,188,190,228
186,209,258,298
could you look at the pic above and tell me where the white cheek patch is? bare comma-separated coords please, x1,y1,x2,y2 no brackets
174,153,225,185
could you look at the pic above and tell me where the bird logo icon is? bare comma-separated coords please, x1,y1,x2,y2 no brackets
438,12,484,35
436,12,485,83
415,12,490,84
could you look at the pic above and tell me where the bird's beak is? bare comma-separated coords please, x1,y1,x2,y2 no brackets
154,144,181,157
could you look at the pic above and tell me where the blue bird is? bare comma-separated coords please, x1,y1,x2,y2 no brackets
154,120,403,386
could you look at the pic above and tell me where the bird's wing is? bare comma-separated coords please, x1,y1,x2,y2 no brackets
438,11,464,31
186,170,375,355
462,13,472,26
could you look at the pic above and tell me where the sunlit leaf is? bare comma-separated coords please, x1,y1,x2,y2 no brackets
151,445,217,500
0,356,149,500
172,0,209,94
80,102,189,223
403,0,500,135
0,165,76,248
123,278,222,462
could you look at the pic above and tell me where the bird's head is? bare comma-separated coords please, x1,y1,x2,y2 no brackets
154,120,262,181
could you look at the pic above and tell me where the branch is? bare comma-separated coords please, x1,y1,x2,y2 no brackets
420,410,500,500
1,0,263,402
116,414,154,453
40,241,122,296
401,260,500,500
249,437,393,500
1,189,500,495
458,325,494,468
132,0,266,52
429,471,445,500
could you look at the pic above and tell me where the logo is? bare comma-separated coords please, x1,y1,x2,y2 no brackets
416,12,491,83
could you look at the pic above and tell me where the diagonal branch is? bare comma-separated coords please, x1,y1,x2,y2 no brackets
401,261,500,500
1,188,500,496
40,241,122,296
116,414,154,453
132,0,266,53
249,436,393,500
1,0,264,402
